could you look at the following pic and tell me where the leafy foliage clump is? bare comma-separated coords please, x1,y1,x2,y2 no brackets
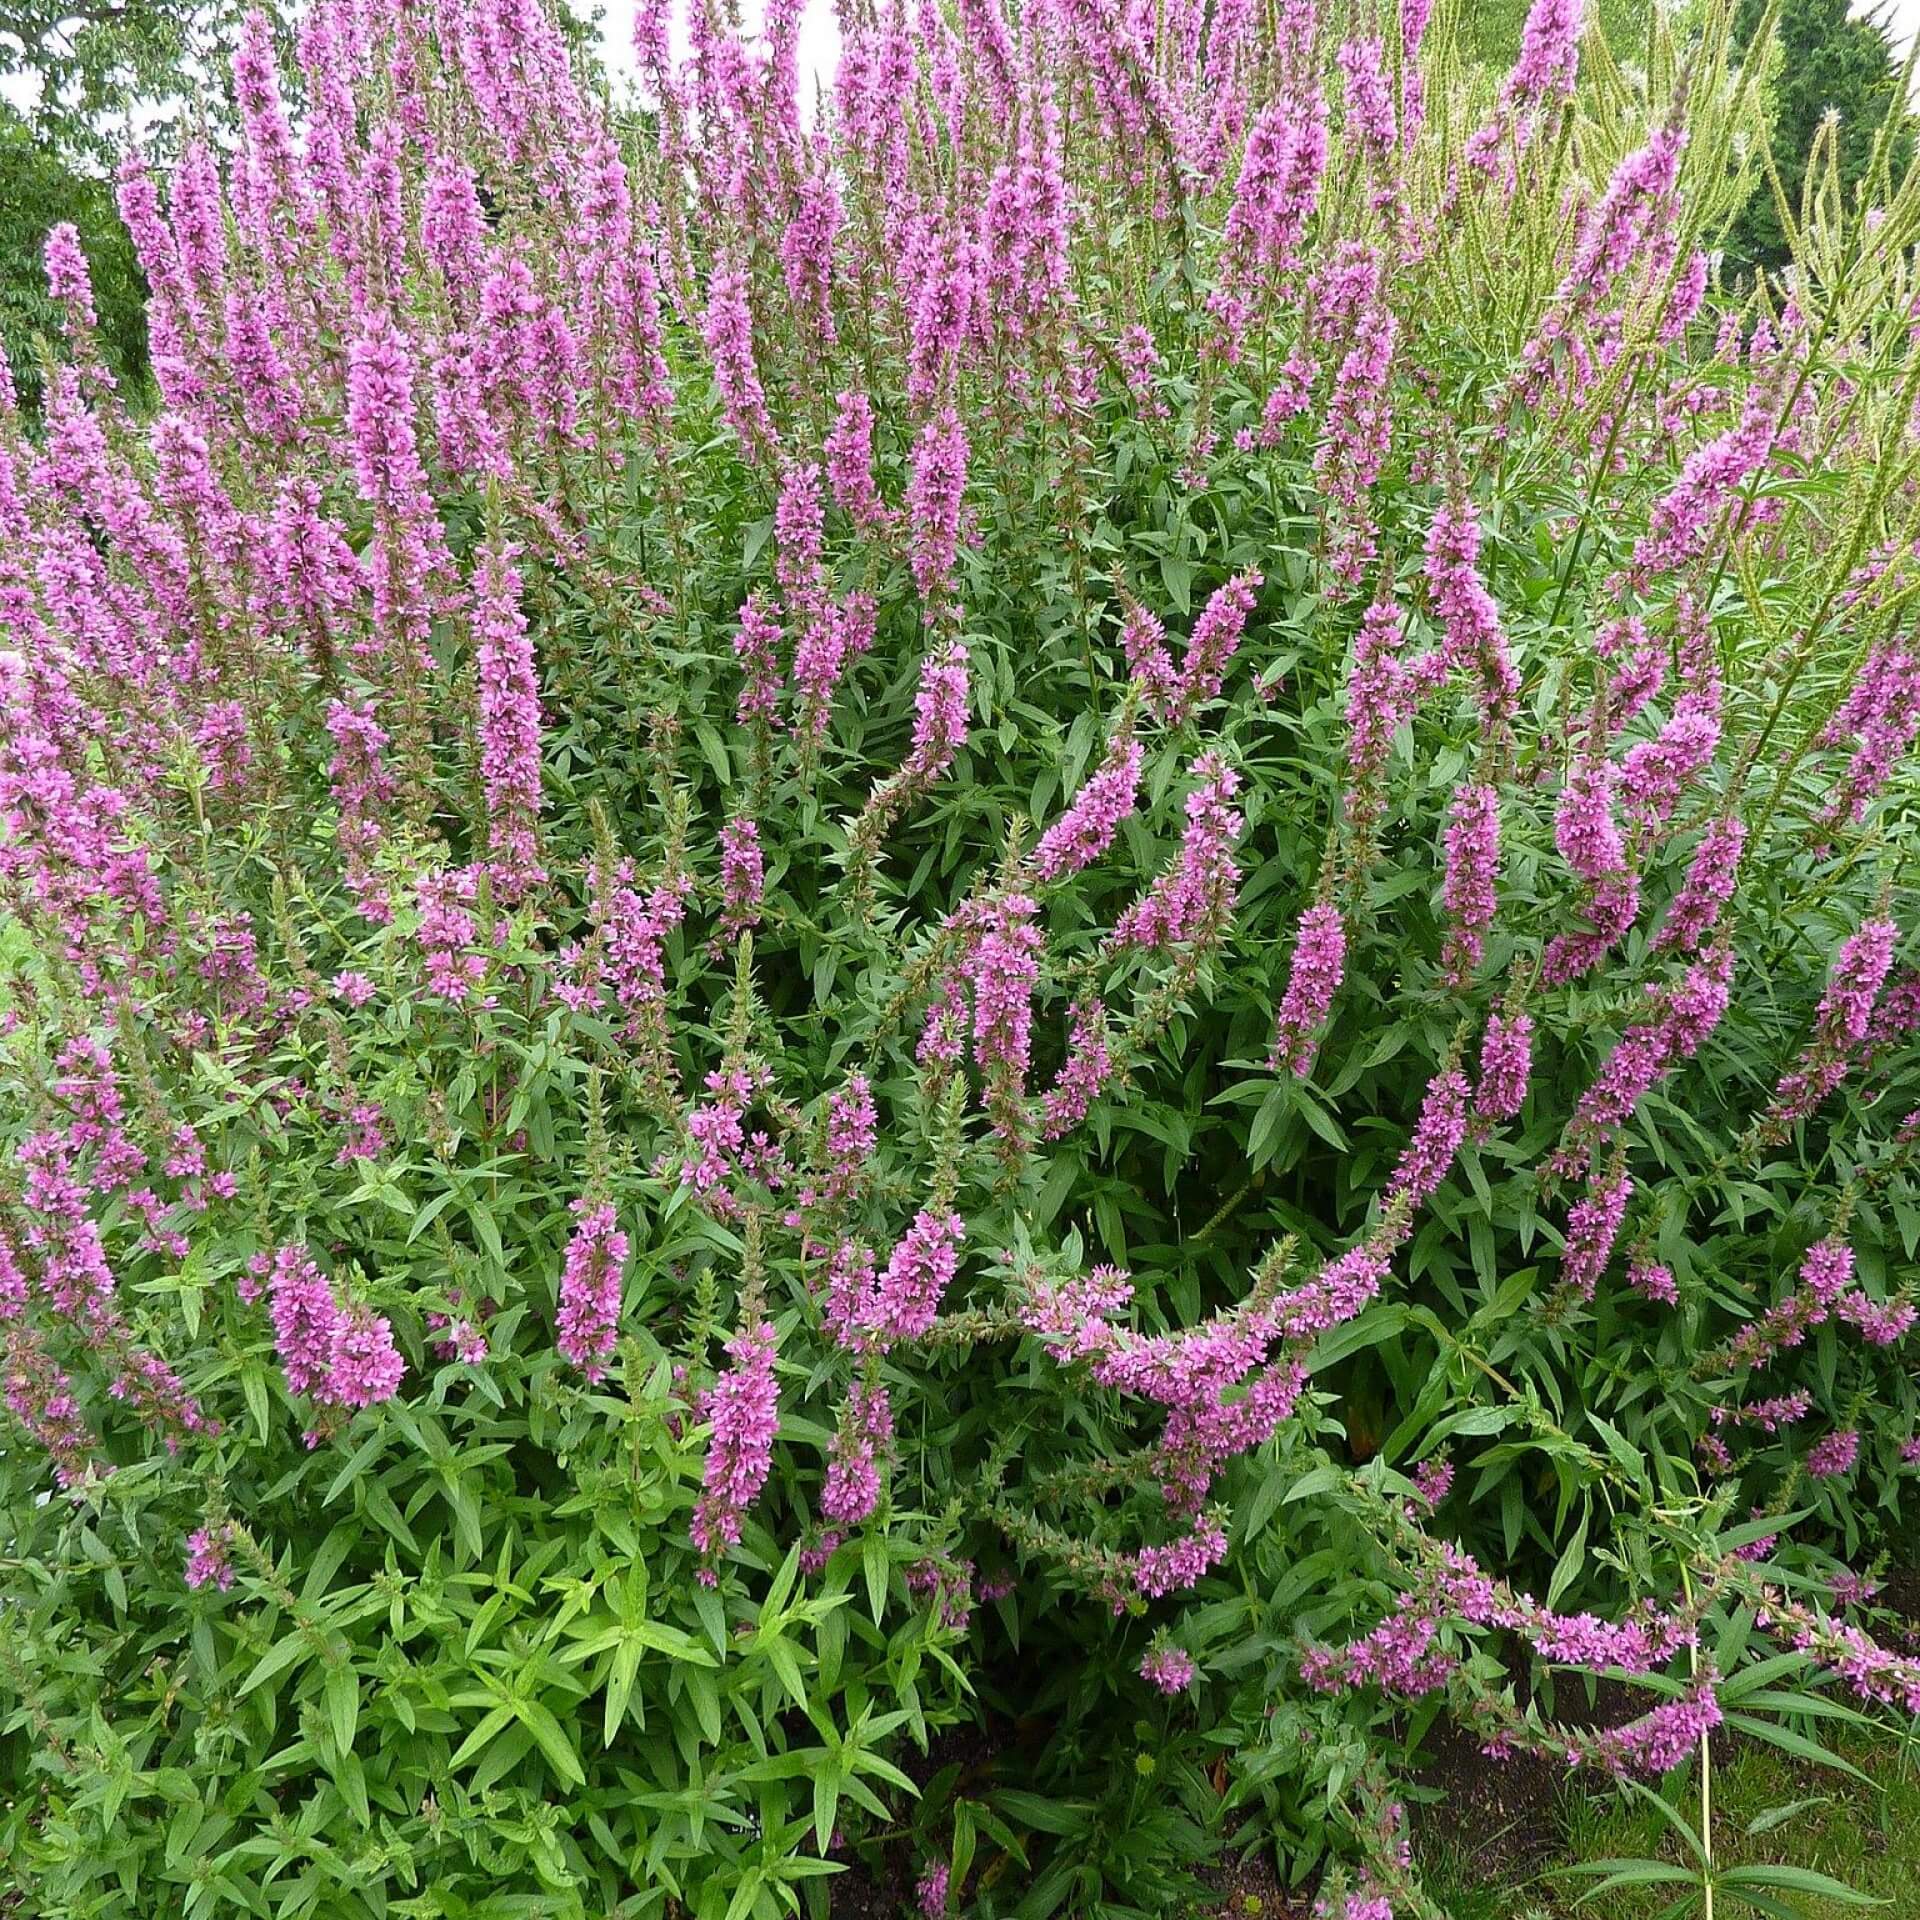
4,3,1920,1918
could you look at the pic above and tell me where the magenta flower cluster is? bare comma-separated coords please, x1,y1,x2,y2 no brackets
1272,902,1347,1076
1140,1644,1198,1694
1108,754,1245,955
692,1316,780,1569
556,1200,628,1382
262,1246,405,1417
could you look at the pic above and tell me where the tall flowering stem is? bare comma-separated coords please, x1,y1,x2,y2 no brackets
1474,1005,1533,1125
1272,900,1346,1077
1438,782,1499,984
472,537,545,901
968,893,1044,1144
1758,918,1899,1140
692,1308,780,1574
1033,723,1143,882
1108,754,1244,957
557,1200,628,1381
1422,497,1518,732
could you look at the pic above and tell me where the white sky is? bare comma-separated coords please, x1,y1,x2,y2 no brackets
1883,0,1920,53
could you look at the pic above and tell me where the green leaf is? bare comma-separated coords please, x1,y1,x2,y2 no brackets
1283,1462,1343,1505
335,1748,370,1827
1545,1505,1588,1611
450,1703,515,1771
1309,1304,1407,1372
952,1800,977,1897
1720,1712,1875,1786
759,1632,808,1710
1442,1404,1515,1439
466,1201,507,1274
358,1478,418,1551
442,1472,485,1561
1745,1796,1832,1837
763,1542,802,1620
812,1769,841,1856
1587,1412,1649,1483
1293,1090,1350,1152
515,1698,586,1788
684,1666,723,1747
604,1640,643,1748
237,1633,312,1698
1247,1086,1289,1167
1719,1864,1885,1905
241,1365,272,1442
1562,1859,1700,1903
991,1791,1091,1837
325,1663,358,1756
627,1620,716,1664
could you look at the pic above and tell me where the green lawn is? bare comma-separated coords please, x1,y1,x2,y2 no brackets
1421,1734,1920,1919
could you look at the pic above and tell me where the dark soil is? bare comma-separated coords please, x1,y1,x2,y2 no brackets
1404,1711,1572,1882
828,1859,910,1919
826,1714,1018,1917
1400,1670,1652,1881
1875,1567,1920,1650
1187,1848,1312,1918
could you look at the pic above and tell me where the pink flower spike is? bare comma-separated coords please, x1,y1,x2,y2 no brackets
691,1316,780,1562
1033,734,1143,882
1807,1430,1860,1480
1439,782,1500,983
1272,902,1346,1077
321,1307,404,1410
1475,1009,1534,1123
558,1200,628,1380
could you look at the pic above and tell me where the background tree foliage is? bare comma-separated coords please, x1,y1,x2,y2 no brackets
0,1,630,408
1729,0,1915,271
0,101,148,409
1463,0,1658,65
1,0,270,159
